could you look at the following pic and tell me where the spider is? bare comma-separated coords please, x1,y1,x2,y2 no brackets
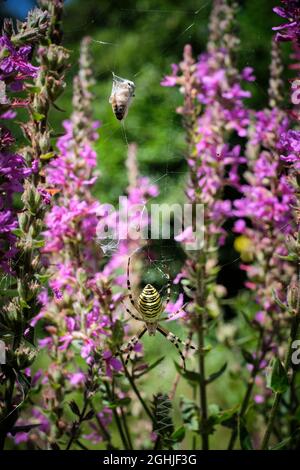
120,256,197,369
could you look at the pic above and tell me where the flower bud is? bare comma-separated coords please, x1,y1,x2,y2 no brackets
22,181,42,213
4,301,22,330
38,131,50,153
13,344,38,370
287,284,299,312
18,212,29,232
286,234,298,255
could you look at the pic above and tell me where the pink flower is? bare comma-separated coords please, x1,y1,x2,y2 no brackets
103,350,122,377
254,394,264,404
166,293,185,321
69,371,85,386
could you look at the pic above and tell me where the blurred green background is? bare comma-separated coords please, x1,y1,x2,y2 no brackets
1,0,285,206
1,0,288,293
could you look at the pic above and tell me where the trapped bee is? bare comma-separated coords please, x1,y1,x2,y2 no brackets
109,72,135,120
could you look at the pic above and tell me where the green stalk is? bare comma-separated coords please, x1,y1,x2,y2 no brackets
121,357,155,423
196,264,209,450
198,316,209,450
120,407,133,450
228,330,264,450
104,382,129,450
65,399,89,450
261,315,300,449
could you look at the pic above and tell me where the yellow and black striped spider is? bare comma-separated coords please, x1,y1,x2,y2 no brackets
120,257,197,369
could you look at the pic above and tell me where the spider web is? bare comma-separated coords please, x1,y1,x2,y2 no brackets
1,0,281,391
3,0,271,310
62,0,246,290
1,0,271,302
82,1,246,294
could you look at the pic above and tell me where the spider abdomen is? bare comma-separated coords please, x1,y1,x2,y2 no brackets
138,284,162,322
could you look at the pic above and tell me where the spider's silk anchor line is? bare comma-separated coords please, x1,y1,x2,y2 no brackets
91,39,116,45
122,121,129,148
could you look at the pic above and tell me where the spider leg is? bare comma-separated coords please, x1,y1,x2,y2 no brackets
163,272,171,311
157,325,186,370
127,256,138,310
121,326,147,365
158,325,197,351
160,301,189,321
121,300,143,322
157,325,197,370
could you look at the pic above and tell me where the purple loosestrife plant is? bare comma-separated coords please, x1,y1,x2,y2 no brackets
0,9,48,448
0,16,49,273
0,0,69,450
273,1,300,43
2,0,300,453
228,39,297,450
31,37,158,449
26,37,114,449
257,1,300,450
162,0,253,450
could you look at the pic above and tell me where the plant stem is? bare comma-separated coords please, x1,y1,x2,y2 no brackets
198,314,209,450
104,382,129,450
65,398,89,450
228,330,264,450
91,403,112,445
195,262,209,451
227,366,257,450
261,314,300,450
112,407,129,450
120,407,133,450
121,357,155,423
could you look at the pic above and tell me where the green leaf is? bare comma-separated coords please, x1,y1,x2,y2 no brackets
32,112,45,122
108,397,131,409
268,358,289,394
110,319,124,347
239,418,253,450
40,151,56,160
34,273,52,284
206,362,227,384
0,288,18,297
271,437,292,450
33,239,45,248
195,305,205,315
12,228,24,237
202,344,212,354
171,426,185,442
135,356,165,378
240,309,256,328
17,372,31,398
272,289,287,310
26,85,42,94
69,400,80,417
0,48,10,59
277,253,298,262
174,361,201,385
83,409,95,421
180,397,199,432
20,298,30,309
241,349,255,365
209,405,239,427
